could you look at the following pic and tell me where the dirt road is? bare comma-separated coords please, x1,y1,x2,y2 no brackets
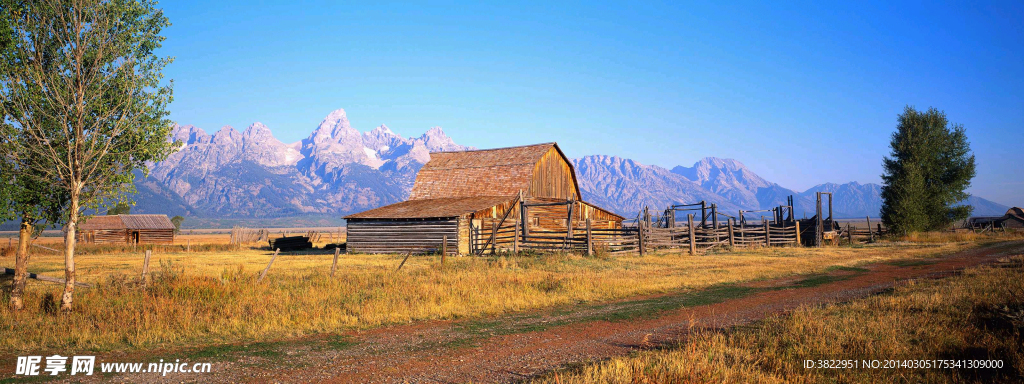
68,241,1024,383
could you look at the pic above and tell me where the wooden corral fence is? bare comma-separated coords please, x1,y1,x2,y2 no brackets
470,218,640,255
305,230,324,243
467,198,812,256
843,216,888,243
229,227,268,245
636,204,801,255
464,193,858,256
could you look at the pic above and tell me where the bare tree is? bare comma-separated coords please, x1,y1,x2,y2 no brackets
1,0,175,310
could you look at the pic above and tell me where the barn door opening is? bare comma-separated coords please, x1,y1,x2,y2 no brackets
132,231,140,244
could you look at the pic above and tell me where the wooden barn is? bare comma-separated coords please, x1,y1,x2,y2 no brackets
998,207,1024,229
344,143,624,255
78,214,176,245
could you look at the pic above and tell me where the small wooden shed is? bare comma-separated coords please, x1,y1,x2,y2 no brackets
345,143,623,255
78,214,176,244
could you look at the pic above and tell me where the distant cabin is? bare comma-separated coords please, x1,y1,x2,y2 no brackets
344,143,624,255
78,214,176,245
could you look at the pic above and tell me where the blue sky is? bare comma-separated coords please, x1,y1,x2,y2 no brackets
158,1,1024,207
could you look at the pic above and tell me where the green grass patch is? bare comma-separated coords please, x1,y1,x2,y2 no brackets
429,283,759,352
314,334,359,352
587,284,757,323
826,266,870,273
0,376,60,384
183,340,287,360
790,274,846,288
888,259,938,267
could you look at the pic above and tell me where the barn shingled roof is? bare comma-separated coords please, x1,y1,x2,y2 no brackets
79,215,127,230
119,214,175,230
79,214,174,230
408,143,578,200
344,142,624,220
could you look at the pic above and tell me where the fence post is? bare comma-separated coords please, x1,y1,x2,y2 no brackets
866,216,873,242
688,214,696,255
795,221,801,246
815,192,823,247
141,250,152,286
491,223,498,255
727,218,735,247
331,248,340,277
441,235,447,265
520,191,529,240
638,218,645,256
469,221,475,255
711,204,719,243
738,210,745,243
514,218,520,254
187,239,191,253
586,218,593,257
700,201,707,227
764,220,770,247
258,248,280,282
396,251,411,271
877,224,883,237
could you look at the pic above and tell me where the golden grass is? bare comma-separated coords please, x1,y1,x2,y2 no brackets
0,238,992,355
532,255,1024,384
899,230,1024,244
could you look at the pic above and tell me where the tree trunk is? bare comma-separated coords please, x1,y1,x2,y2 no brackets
9,217,32,311
60,195,79,312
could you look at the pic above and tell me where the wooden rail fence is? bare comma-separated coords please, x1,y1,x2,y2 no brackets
461,196,853,256
639,219,800,255
470,219,640,255
229,227,268,245
843,217,889,243
468,217,799,256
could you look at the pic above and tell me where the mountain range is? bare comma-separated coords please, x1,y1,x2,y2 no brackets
140,109,470,221
126,108,1009,226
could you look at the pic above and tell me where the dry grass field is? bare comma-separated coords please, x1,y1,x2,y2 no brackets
530,254,1024,384
0,231,1019,356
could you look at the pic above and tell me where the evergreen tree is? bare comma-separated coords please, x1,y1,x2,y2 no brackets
881,106,976,234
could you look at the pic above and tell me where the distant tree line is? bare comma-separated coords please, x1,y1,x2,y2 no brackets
0,0,176,311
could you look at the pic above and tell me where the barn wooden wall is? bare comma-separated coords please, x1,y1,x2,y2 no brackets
347,219,459,255
138,230,175,244
78,230,127,244
527,147,580,200
523,198,620,230
78,229,175,244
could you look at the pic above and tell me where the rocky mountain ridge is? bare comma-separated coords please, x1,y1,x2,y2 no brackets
145,108,471,218
129,109,1010,223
